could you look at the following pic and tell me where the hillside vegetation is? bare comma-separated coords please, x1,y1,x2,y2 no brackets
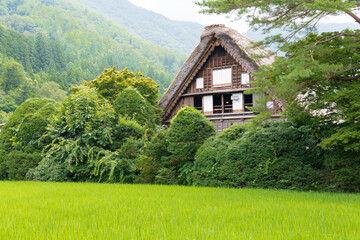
69,0,203,54
0,0,186,94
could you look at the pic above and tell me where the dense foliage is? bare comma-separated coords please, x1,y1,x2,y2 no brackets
0,98,56,180
193,122,321,190
1,64,359,192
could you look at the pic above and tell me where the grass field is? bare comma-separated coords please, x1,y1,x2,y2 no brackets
0,182,359,239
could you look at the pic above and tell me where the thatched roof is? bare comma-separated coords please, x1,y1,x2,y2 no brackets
159,24,275,115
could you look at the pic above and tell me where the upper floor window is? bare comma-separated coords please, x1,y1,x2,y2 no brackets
196,77,204,89
213,68,232,86
241,73,250,85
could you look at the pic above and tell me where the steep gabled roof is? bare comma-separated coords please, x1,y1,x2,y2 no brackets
159,24,275,117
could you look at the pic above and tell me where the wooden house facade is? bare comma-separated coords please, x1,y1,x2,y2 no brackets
159,24,282,132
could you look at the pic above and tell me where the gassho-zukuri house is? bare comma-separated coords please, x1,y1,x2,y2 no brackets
159,24,282,132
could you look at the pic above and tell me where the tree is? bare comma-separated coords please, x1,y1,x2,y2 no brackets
38,81,67,102
197,0,360,151
42,86,115,181
74,66,160,105
197,1,360,40
0,59,27,93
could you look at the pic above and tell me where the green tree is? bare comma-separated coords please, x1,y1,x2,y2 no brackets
75,66,160,105
38,81,67,102
0,59,27,93
42,86,115,181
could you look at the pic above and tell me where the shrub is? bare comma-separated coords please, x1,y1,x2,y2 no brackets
226,121,322,190
193,121,323,190
142,127,170,168
193,137,237,187
167,107,216,166
42,86,115,181
4,150,42,180
155,167,178,185
26,158,69,182
0,98,56,149
218,123,248,142
323,149,360,192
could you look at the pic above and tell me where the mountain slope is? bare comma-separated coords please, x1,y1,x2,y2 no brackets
0,0,188,94
68,0,204,54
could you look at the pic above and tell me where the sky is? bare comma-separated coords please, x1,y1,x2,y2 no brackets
127,0,250,33
128,0,357,33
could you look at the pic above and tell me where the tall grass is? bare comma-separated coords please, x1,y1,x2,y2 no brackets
0,182,359,239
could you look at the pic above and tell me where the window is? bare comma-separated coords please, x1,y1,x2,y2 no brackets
194,96,202,111
241,73,250,85
213,95,222,113
213,94,233,114
203,95,213,114
196,77,204,89
232,93,243,112
244,94,253,111
213,68,232,86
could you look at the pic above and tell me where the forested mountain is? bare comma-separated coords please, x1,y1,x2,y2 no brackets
0,0,193,116
68,0,204,54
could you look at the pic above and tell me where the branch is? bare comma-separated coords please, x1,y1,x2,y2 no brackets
271,3,303,22
310,32,357,60
346,10,360,24
330,74,360,81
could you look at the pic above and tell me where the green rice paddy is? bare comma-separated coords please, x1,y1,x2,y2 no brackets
0,181,359,239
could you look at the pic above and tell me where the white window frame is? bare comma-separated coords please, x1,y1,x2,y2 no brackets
203,95,213,114
213,68,232,86
196,77,204,89
241,73,250,85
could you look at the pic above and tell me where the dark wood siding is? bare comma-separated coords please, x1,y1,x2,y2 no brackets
184,46,254,94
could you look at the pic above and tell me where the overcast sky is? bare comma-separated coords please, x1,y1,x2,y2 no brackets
128,0,357,33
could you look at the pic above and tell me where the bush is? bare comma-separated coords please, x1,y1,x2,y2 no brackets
0,148,8,180
4,150,42,180
155,167,178,185
218,123,248,142
193,121,323,190
26,158,69,182
142,128,170,168
0,98,56,149
226,121,322,190
193,137,238,187
323,149,360,192
167,107,216,166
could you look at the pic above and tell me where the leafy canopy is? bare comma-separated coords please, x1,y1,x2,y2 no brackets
72,66,160,105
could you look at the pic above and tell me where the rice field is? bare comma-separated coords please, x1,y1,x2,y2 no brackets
0,182,359,240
